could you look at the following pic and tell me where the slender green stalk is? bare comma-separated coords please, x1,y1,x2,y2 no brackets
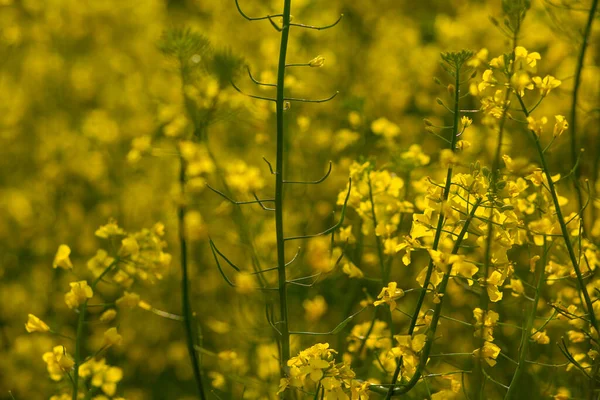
72,259,119,400
517,94,599,333
569,0,598,218
178,156,207,400
504,236,546,399
366,171,388,283
275,0,292,387
474,27,520,398
371,198,482,397
382,55,464,399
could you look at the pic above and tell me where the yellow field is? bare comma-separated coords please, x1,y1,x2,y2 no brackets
1,0,599,399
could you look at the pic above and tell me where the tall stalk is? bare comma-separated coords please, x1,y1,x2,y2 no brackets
504,237,547,399
178,155,207,400
380,51,470,399
569,0,598,219
275,0,293,381
517,94,599,333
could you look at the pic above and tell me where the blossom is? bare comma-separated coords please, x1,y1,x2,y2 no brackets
100,309,117,323
308,55,325,67
25,314,50,333
65,281,93,309
116,291,140,309
514,46,541,71
118,236,139,257
460,116,472,130
103,327,123,347
95,219,126,238
527,116,547,137
373,282,405,310
553,115,568,137
532,75,561,96
480,271,504,302
531,329,550,344
473,308,500,342
53,244,73,269
510,70,534,96
303,295,328,322
472,341,501,366
43,345,74,381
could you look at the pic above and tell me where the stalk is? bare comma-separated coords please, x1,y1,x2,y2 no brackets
569,0,598,218
382,56,464,399
72,259,120,400
275,0,293,385
517,94,599,333
178,156,207,400
504,237,546,399
371,197,482,397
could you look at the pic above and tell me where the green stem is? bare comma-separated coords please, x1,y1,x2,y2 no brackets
517,94,599,333
382,57,463,400
504,236,546,399
569,0,598,220
178,156,207,400
372,198,482,397
72,259,119,400
275,0,292,390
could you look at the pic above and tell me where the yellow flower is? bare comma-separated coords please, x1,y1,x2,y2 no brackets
235,272,255,294
25,313,50,333
373,282,405,310
53,244,73,270
95,219,125,239
553,115,568,137
514,46,541,71
308,55,325,67
510,71,533,96
100,309,117,323
477,69,497,92
371,117,400,139
439,149,457,168
65,281,93,309
472,341,501,366
460,116,472,130
473,308,499,342
303,295,328,322
118,236,139,257
103,327,123,347
506,279,525,297
531,329,550,344
532,75,561,96
526,116,547,137
342,261,364,279
480,271,504,302
43,345,74,381
116,291,140,309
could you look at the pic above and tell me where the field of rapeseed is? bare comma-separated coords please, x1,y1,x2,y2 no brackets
1,0,599,399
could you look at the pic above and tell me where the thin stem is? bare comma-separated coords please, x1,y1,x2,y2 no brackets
517,94,599,333
72,259,119,400
382,58,463,399
569,0,598,221
275,0,292,394
504,236,546,399
178,156,207,400
372,198,482,397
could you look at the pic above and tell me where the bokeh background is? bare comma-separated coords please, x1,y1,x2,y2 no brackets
0,0,598,399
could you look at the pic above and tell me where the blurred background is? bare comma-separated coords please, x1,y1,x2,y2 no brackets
0,0,598,398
